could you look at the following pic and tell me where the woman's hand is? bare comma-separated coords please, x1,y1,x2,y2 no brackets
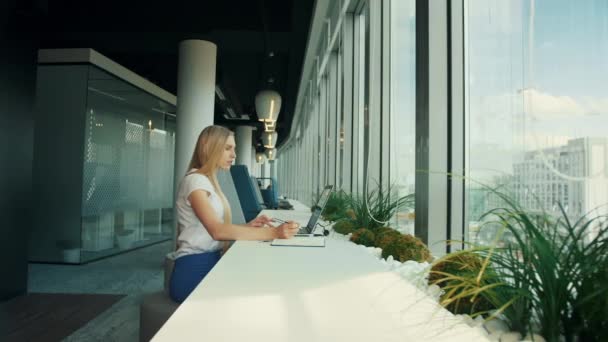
275,221,300,239
247,214,273,227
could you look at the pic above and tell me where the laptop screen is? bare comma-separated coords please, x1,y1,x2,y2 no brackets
303,207,323,233
303,185,333,233
314,185,333,210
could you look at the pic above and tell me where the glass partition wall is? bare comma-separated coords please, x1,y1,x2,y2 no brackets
31,63,176,264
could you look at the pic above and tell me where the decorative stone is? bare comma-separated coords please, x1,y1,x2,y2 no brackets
500,332,522,342
522,334,546,342
484,318,509,335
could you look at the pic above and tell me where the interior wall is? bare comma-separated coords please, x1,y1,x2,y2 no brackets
0,1,38,300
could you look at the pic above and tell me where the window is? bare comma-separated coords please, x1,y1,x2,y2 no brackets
389,0,416,234
465,0,608,244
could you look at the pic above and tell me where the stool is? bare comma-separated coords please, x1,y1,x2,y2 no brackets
139,291,179,341
139,255,178,342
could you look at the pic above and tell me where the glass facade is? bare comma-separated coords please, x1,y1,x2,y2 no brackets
465,0,608,245
390,0,416,235
273,0,607,253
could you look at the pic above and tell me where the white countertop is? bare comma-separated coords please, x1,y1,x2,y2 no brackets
152,205,489,342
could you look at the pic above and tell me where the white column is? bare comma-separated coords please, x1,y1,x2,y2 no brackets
174,40,217,191
270,160,277,179
263,161,270,178
251,147,256,175
235,126,253,170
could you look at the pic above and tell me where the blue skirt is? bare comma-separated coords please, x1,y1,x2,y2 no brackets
169,251,221,303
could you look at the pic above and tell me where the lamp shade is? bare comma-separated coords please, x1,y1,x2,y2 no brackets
262,131,278,148
255,152,265,163
255,90,281,122
263,120,276,132
265,148,276,161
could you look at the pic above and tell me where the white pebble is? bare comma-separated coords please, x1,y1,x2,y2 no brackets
484,318,509,335
500,332,522,342
521,334,546,342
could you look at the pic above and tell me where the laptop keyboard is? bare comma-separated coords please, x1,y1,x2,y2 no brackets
297,226,310,234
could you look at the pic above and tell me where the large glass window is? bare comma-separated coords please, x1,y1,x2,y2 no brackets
351,3,369,195
465,0,608,245
390,0,416,235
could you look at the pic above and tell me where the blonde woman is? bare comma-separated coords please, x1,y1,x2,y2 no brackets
169,125,299,303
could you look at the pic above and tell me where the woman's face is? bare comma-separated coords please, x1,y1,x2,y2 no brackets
220,135,237,170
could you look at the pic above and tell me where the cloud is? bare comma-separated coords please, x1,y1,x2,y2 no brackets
521,88,587,118
583,96,608,116
476,88,608,120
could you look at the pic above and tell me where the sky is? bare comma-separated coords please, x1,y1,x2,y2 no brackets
466,0,608,180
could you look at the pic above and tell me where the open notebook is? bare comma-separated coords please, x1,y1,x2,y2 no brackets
271,236,325,247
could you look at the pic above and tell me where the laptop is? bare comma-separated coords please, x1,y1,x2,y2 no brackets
295,185,334,236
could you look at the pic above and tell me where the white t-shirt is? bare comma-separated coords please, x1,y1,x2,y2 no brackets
173,171,225,258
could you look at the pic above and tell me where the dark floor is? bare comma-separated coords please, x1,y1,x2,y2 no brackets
3,293,126,342
27,240,173,341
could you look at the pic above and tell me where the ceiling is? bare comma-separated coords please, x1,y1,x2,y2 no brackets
8,0,314,149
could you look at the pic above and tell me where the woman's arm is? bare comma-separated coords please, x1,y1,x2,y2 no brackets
247,214,273,227
189,190,299,240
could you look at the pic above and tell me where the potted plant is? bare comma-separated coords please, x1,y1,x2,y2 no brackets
380,234,432,263
116,229,136,249
347,182,414,232
56,239,80,263
350,228,376,247
322,190,351,222
332,219,357,235
437,188,608,341
428,249,496,316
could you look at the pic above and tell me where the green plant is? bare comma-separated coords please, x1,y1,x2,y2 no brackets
373,227,402,250
322,190,351,222
428,250,497,315
450,187,608,342
381,234,431,263
575,265,608,341
350,228,376,247
332,219,357,235
347,182,414,232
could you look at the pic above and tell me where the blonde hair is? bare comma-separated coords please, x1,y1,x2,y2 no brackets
188,125,233,225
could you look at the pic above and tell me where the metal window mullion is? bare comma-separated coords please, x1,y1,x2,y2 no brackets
463,0,472,246
380,0,391,187
314,95,320,197
415,0,449,257
342,14,355,193
328,53,338,186
353,11,366,195
450,0,465,252
319,78,327,188
305,119,310,205
285,150,289,198
336,48,343,188
291,149,295,198
325,73,331,184
367,0,382,186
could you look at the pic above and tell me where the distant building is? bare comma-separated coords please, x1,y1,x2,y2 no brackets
470,137,608,244
513,137,608,241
